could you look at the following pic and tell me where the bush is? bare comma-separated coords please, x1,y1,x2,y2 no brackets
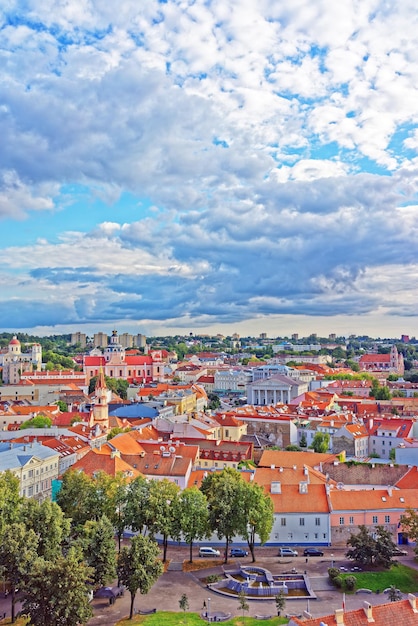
328,567,340,581
333,576,343,588
206,574,221,584
345,576,356,591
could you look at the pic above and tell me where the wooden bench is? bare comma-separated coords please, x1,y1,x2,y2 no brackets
136,608,157,615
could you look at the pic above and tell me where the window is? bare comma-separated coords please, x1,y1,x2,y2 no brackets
315,517,320,526
281,518,286,527
299,518,305,526
389,441,392,446
304,533,309,540
339,517,345,525
349,516,354,525
314,533,318,539
225,430,229,437
372,515,378,524
385,515,390,523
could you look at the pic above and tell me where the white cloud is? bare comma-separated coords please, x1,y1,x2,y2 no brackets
1,0,418,331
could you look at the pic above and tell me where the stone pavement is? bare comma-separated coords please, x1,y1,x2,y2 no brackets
86,548,418,625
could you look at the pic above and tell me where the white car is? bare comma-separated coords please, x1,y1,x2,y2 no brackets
278,547,298,557
199,547,221,557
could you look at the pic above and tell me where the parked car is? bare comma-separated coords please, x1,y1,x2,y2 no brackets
278,547,298,557
230,548,248,557
199,547,221,557
392,547,408,556
303,548,324,557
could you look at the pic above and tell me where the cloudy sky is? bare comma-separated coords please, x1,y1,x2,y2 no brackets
1,0,418,339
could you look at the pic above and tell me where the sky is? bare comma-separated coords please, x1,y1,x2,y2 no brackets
1,0,418,339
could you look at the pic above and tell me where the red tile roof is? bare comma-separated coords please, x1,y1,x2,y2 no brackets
290,598,418,626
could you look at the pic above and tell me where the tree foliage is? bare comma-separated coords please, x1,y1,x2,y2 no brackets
310,432,330,453
0,523,39,623
240,480,274,562
117,534,163,619
400,508,418,550
20,414,53,429
22,548,93,626
147,479,180,562
0,471,22,534
174,486,209,563
346,525,396,568
21,498,70,560
80,516,117,587
201,468,248,563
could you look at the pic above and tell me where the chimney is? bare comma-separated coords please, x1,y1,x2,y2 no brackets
408,593,418,612
363,602,374,622
335,608,345,625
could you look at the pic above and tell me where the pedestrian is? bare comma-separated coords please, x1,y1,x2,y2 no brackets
203,600,207,610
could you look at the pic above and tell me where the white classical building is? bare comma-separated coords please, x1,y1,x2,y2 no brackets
246,374,308,405
0,336,42,384
214,369,253,393
0,441,60,501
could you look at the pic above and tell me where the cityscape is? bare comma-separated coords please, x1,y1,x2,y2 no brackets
2,329,418,624
2,0,418,624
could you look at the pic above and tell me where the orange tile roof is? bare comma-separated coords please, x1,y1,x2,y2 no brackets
258,450,339,469
70,449,141,478
266,483,330,514
290,598,418,626
396,466,418,489
329,488,418,511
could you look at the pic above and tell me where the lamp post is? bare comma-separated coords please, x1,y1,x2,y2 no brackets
208,597,211,621
331,553,334,568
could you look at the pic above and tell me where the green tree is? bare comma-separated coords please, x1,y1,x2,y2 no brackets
56,469,96,531
107,426,131,440
0,523,39,623
0,471,22,534
346,525,395,568
179,593,189,615
299,432,307,448
241,481,274,563
201,468,247,563
21,498,70,560
238,590,249,621
147,479,180,562
125,475,151,535
275,590,286,616
310,432,330,453
21,548,93,626
106,473,130,552
117,534,163,619
174,487,209,563
80,516,117,587
57,400,68,412
400,509,418,550
388,585,402,602
20,414,53,429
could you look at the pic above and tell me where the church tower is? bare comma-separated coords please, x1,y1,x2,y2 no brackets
92,368,109,431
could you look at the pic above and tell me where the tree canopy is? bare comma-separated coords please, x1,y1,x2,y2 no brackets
346,525,396,568
117,534,163,619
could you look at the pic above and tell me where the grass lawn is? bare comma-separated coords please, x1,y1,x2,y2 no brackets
116,611,288,625
341,563,418,593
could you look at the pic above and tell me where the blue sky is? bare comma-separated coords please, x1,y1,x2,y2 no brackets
1,0,418,338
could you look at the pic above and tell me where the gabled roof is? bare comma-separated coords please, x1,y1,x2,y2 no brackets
70,449,141,479
290,598,418,626
258,450,338,469
329,488,418,512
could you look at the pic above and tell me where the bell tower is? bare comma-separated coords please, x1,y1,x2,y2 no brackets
92,367,109,431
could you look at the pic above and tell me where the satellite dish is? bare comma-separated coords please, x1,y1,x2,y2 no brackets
337,482,345,490
160,445,166,452
169,446,176,453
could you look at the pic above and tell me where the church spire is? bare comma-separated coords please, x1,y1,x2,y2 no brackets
92,367,109,431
